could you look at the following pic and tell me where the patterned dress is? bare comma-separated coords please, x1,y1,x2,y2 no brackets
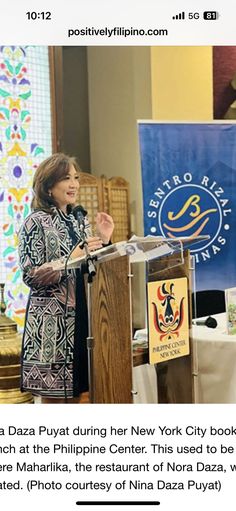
18,207,90,398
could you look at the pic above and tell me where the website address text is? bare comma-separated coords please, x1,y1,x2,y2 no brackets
68,26,168,38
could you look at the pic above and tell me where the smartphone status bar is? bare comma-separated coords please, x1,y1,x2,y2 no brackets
1,0,236,45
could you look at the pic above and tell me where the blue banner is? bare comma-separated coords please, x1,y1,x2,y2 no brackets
138,122,236,290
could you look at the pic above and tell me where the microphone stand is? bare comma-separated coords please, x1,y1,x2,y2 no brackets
79,230,97,404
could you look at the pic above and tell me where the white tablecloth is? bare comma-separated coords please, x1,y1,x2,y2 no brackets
133,314,236,404
193,313,236,403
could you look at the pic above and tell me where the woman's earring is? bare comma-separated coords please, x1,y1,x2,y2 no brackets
48,191,52,197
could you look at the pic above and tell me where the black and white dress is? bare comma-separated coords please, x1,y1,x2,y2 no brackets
18,207,90,398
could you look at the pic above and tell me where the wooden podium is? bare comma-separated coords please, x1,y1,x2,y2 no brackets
88,255,132,403
147,250,193,404
85,238,198,404
51,236,202,404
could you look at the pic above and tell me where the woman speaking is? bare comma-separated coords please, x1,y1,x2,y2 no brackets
18,153,114,403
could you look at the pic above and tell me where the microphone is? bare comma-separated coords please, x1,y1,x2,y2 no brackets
193,316,217,328
72,205,96,278
72,205,87,232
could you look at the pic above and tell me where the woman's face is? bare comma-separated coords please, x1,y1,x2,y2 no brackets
49,164,80,212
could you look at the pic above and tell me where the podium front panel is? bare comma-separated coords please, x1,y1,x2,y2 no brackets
89,255,132,403
148,250,193,403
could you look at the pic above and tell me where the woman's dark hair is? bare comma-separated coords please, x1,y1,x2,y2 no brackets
31,153,80,213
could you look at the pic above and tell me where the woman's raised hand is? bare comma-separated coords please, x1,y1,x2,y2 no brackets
95,212,114,244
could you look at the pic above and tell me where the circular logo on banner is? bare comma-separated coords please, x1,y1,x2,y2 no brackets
159,185,221,252
146,173,231,264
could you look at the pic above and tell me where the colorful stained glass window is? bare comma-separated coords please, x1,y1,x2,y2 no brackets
0,46,52,328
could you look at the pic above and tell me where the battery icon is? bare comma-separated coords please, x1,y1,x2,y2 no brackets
203,11,219,20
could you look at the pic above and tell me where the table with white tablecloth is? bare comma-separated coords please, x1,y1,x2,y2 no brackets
133,314,236,404
193,313,236,403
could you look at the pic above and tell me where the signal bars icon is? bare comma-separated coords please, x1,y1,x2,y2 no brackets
172,11,185,20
